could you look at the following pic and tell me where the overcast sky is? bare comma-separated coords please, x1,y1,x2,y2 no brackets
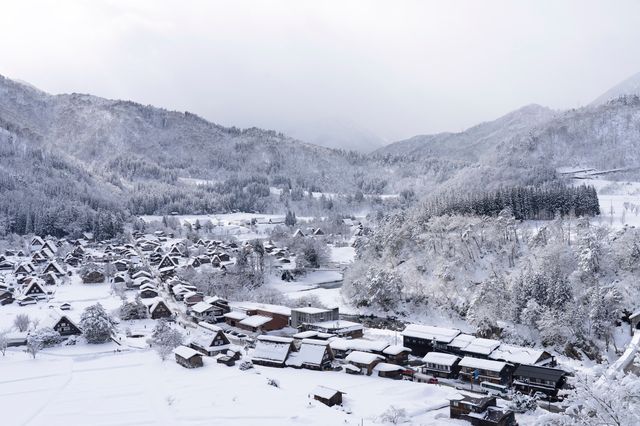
1,0,640,147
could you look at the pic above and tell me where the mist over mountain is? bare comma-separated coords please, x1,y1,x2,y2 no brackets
591,71,640,106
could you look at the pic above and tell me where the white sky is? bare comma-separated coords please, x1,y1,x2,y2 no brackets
1,0,640,144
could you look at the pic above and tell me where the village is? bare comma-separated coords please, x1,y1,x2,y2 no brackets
0,214,587,426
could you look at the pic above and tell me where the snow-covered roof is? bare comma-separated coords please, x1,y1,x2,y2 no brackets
330,338,388,353
463,338,501,356
373,362,405,372
630,310,640,320
308,320,363,332
423,352,460,366
293,307,331,314
312,386,343,400
382,345,411,355
286,339,329,367
174,345,201,359
448,333,475,349
459,357,507,372
252,336,292,363
191,301,215,314
401,324,460,343
239,315,272,328
345,351,384,365
488,343,547,365
235,301,291,316
223,311,248,321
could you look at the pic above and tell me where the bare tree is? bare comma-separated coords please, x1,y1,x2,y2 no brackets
26,334,43,359
0,332,8,356
14,314,30,332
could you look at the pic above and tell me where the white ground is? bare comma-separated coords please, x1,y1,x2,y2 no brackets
0,344,474,426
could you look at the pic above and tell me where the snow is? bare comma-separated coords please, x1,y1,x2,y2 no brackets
458,357,507,372
401,324,461,343
239,315,272,328
330,338,388,353
345,351,384,365
312,385,342,400
0,346,473,425
488,344,547,366
174,345,201,359
462,338,501,356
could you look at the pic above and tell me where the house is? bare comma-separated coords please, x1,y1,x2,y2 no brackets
14,262,35,276
0,259,14,270
489,343,555,367
82,270,105,284
512,365,567,400
158,255,178,270
462,338,501,359
372,362,407,379
190,301,224,322
344,351,384,375
49,312,82,336
132,270,153,280
30,236,45,251
60,302,72,311
292,330,335,341
293,229,305,238
313,228,324,236
174,345,204,368
238,315,273,333
422,352,461,378
189,328,231,356
401,324,461,357
382,345,412,365
224,311,248,327
290,306,339,329
23,279,47,299
251,335,295,368
447,333,476,355
182,292,203,307
139,288,159,299
303,320,364,338
449,394,516,426
329,338,389,359
43,261,65,277
458,357,513,386
204,296,231,314
312,386,345,407
40,272,59,286
113,260,129,272
149,300,173,319
0,291,14,305
286,339,334,370
236,303,291,331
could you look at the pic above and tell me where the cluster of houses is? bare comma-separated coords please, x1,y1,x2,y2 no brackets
402,324,568,401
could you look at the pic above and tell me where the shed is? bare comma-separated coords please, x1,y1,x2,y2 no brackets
312,386,345,407
174,345,204,368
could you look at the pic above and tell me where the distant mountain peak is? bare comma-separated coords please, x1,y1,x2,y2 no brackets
591,71,640,106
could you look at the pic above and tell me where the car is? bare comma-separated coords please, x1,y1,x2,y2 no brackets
229,330,239,336
427,377,439,385
237,333,248,338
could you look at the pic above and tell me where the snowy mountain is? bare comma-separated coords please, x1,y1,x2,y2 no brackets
591,71,640,105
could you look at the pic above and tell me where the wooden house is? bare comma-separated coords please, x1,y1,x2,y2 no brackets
30,236,45,252
50,313,82,336
43,261,65,277
251,336,295,367
189,328,231,356
458,357,513,386
190,301,224,322
14,262,35,276
149,300,172,319
113,260,129,272
139,288,159,299
489,343,555,367
174,345,204,368
344,351,384,375
512,365,567,400
82,270,105,284
223,311,248,327
286,339,334,370
0,259,14,270
23,279,47,299
449,394,516,426
461,338,501,359
401,324,461,357
312,386,344,407
382,345,412,365
372,362,407,379
422,352,461,378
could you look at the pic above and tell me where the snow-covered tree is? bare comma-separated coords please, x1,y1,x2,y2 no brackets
150,320,183,361
119,296,148,320
80,303,116,344
0,332,8,356
14,314,30,332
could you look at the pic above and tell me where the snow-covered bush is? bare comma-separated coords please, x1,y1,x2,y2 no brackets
377,406,409,424
0,332,8,356
119,297,148,320
266,378,279,388
508,392,538,413
80,303,116,344
239,361,254,371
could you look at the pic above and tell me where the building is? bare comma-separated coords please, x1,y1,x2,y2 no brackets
449,395,516,426
190,301,225,323
512,365,567,400
312,386,344,407
238,315,273,333
422,352,461,378
630,310,640,335
458,357,512,386
329,338,389,359
189,328,231,356
372,362,407,379
290,306,339,329
382,345,412,365
286,339,334,370
461,338,501,359
401,324,461,357
50,314,82,336
488,343,555,367
251,335,295,368
303,319,363,338
174,345,204,368
235,303,291,331
344,351,384,375
149,300,172,319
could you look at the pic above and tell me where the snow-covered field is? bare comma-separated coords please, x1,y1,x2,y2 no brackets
0,343,473,426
